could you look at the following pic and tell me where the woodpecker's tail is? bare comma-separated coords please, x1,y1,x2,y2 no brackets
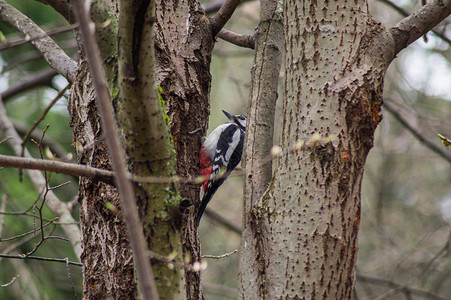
196,178,226,226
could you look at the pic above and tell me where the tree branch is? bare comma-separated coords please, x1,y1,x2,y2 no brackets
383,101,451,165
210,0,241,36
0,96,82,260
1,69,58,103
72,0,159,299
0,0,77,82
13,121,71,161
217,29,255,49
390,0,451,56
357,274,451,300
0,154,115,185
0,253,82,267
204,0,251,14
379,0,451,45
204,208,242,235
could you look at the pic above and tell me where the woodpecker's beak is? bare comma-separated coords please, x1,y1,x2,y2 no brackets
222,110,235,122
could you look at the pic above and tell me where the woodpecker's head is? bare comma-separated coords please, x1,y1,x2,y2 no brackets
222,110,246,131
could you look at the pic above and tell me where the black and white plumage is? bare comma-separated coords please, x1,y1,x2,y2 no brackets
197,110,246,225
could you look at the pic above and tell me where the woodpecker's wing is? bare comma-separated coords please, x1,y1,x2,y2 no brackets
211,124,244,175
196,124,244,225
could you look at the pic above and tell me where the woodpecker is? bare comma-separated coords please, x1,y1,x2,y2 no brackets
197,110,246,225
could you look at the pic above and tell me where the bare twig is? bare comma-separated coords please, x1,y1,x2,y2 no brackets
65,257,79,299
202,249,238,259
210,0,242,36
0,218,59,242
0,0,77,81
0,134,325,187
0,275,20,287
20,83,70,159
1,69,58,103
0,253,82,266
203,0,251,14
204,208,242,235
0,23,79,51
383,101,451,164
147,249,207,272
0,195,7,238
389,0,451,56
22,126,55,257
356,274,451,300
217,29,255,49
72,0,159,299
0,95,82,260
379,0,451,45
0,154,115,185
13,121,71,160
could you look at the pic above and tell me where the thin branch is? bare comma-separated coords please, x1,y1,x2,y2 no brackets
1,69,58,103
0,23,79,51
383,101,451,164
64,257,79,300
0,154,115,185
0,134,325,186
0,253,82,266
217,29,255,49
356,274,451,300
0,218,59,242
202,249,238,259
203,0,250,14
0,95,82,260
210,0,242,36
20,83,70,159
72,1,159,299
2,39,77,73
13,120,72,161
204,208,242,235
0,275,20,287
0,0,77,81
390,0,451,57
379,0,451,45
0,195,7,238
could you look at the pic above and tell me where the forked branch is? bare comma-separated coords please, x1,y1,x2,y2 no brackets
0,0,77,81
210,0,241,36
390,0,451,56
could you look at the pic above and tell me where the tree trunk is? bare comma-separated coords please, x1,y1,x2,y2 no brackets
239,1,390,298
154,0,214,298
69,60,137,298
68,0,214,298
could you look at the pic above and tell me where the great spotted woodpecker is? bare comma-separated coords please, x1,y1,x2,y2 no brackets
197,110,246,225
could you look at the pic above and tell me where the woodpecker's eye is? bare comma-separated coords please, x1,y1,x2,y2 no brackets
240,116,245,120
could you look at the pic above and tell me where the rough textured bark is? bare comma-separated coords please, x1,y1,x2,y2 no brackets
116,0,182,297
239,0,283,298
240,0,392,298
67,0,215,297
69,61,136,298
154,1,214,298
